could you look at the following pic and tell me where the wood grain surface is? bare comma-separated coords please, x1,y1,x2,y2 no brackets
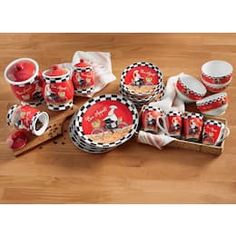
0,33,236,203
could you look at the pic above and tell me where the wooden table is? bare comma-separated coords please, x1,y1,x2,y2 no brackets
0,33,236,203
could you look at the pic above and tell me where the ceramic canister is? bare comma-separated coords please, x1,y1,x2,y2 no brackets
4,58,44,106
42,65,74,111
72,59,95,96
6,104,49,136
202,119,230,146
157,111,183,137
182,112,204,142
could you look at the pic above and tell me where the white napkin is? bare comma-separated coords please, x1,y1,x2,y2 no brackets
72,51,116,97
137,130,175,150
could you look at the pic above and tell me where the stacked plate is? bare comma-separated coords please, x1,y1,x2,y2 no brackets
201,60,233,93
69,94,139,153
120,61,165,108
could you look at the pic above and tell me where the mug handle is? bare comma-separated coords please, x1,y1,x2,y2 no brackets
216,127,230,145
156,116,170,136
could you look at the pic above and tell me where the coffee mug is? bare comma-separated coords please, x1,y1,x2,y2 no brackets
141,105,164,134
157,111,183,137
202,119,230,145
182,112,204,141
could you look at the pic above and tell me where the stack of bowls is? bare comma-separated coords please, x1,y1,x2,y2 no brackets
201,60,233,93
69,94,139,153
120,61,165,108
175,73,207,103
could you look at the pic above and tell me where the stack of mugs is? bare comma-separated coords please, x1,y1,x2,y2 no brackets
119,61,165,108
69,94,139,153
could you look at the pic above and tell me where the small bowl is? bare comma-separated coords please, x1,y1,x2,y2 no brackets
196,92,228,116
176,74,207,103
201,60,233,91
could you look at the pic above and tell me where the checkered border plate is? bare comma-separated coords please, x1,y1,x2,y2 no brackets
6,104,19,126
73,94,139,148
47,101,73,111
182,112,203,119
69,122,112,153
120,61,163,96
44,74,70,83
204,119,224,127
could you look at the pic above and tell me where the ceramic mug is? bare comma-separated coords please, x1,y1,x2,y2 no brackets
141,105,164,134
6,104,49,136
202,119,230,145
182,112,204,142
157,111,183,137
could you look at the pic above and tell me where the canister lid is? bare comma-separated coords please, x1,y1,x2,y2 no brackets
4,58,39,85
44,65,68,77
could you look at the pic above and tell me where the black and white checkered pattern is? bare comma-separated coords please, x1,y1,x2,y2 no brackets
204,119,224,127
6,104,19,126
47,101,73,111
178,77,205,97
166,111,182,116
70,94,139,150
74,87,94,96
120,61,163,96
44,74,70,83
182,112,203,119
21,97,44,107
196,93,227,106
141,105,164,114
29,111,41,132
73,67,92,73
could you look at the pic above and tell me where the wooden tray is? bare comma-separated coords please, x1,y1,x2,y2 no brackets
13,104,78,157
167,116,227,156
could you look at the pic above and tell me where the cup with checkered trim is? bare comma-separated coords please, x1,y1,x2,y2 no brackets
4,58,44,106
182,112,204,142
6,104,49,136
141,105,165,134
157,111,183,138
202,119,230,146
42,65,74,111
201,60,233,93
72,59,95,96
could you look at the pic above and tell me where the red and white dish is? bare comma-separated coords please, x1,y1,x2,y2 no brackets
196,92,228,116
201,60,233,92
176,74,207,103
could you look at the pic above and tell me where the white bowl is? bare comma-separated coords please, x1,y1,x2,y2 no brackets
196,92,228,116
